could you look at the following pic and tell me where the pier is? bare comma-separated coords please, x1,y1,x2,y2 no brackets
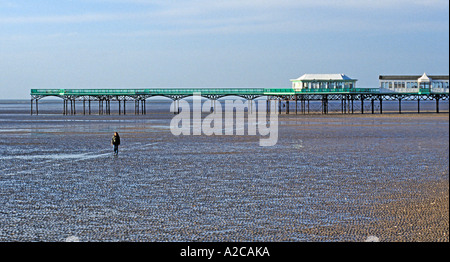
30,88,448,115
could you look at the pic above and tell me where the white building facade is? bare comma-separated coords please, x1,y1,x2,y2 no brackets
290,74,357,91
379,73,449,93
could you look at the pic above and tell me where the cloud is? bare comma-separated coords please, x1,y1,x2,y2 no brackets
0,12,139,24
0,0,447,36
90,0,448,9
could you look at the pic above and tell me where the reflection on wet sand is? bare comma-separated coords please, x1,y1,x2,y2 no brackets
0,112,448,242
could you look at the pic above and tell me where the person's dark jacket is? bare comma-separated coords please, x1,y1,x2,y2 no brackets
112,135,120,146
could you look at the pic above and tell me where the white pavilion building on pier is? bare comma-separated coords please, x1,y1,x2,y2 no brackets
379,73,449,93
290,74,357,91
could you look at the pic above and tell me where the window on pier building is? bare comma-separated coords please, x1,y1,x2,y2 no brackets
433,82,442,88
420,82,431,89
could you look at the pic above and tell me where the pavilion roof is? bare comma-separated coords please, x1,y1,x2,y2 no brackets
291,74,356,81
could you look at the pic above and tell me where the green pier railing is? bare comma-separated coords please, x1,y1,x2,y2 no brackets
31,87,447,97
31,87,383,96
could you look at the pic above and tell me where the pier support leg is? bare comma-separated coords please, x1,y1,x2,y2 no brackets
361,97,364,114
303,98,306,114
304,98,306,114
135,100,139,115
342,95,347,114
436,97,440,113
88,99,91,115
321,95,328,115
320,95,326,114
371,99,374,114
351,96,354,114
322,96,324,114
345,95,350,114
278,99,281,114
83,99,86,115
31,99,33,115
399,98,402,114
379,97,383,114
299,98,301,114
286,98,289,114
307,99,310,114
299,96,302,114
418,98,420,114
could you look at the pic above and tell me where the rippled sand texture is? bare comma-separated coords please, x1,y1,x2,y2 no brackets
0,113,448,242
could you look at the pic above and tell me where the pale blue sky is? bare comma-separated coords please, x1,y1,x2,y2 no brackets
1,0,448,99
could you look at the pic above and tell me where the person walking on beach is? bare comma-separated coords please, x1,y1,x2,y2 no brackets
111,132,121,156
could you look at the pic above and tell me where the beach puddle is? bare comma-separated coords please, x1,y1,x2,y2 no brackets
0,152,110,161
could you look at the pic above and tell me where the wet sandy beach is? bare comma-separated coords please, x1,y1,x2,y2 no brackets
0,111,448,242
